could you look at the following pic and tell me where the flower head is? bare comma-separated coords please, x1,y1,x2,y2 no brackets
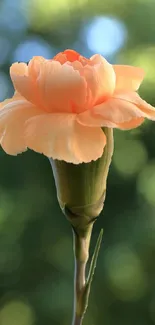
0,49,155,164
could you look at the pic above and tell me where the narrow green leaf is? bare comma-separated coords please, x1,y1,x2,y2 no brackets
81,229,103,316
87,228,103,286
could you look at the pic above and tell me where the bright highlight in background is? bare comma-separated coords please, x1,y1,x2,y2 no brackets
13,38,54,62
0,0,28,32
0,37,11,65
113,139,148,177
104,245,147,301
0,300,35,325
137,162,155,206
85,16,127,56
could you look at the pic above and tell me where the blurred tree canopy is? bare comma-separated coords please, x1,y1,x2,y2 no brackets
0,0,155,324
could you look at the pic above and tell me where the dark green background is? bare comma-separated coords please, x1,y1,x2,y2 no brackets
0,0,155,324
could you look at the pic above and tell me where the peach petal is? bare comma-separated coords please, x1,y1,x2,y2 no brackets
24,114,106,164
28,56,46,79
10,62,42,108
66,60,83,71
73,120,106,163
77,108,144,130
0,95,43,154
10,58,87,114
73,55,116,109
53,53,67,64
94,99,143,123
0,92,23,111
77,91,153,128
117,117,144,130
77,109,116,127
77,99,144,127
113,65,144,91
34,60,87,113
113,92,155,120
11,62,28,75
89,54,116,104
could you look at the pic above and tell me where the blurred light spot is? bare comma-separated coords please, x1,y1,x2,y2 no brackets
45,237,72,273
1,0,24,10
13,38,53,62
0,73,10,101
32,280,55,314
141,211,155,248
149,295,155,323
0,192,14,226
0,300,35,325
0,0,28,33
104,245,147,301
0,37,11,65
51,281,72,311
113,139,148,177
137,0,155,2
137,162,155,206
0,243,22,273
33,278,72,315
26,0,87,30
84,16,127,56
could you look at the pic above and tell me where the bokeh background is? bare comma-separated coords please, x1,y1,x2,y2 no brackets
0,0,155,324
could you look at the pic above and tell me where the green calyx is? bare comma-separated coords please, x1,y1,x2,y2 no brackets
50,127,113,231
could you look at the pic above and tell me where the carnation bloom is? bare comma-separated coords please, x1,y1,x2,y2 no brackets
0,49,155,164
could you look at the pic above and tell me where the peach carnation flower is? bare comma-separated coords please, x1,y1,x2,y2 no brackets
0,49,155,164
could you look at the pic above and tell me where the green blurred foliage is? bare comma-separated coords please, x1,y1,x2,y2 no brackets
0,0,155,324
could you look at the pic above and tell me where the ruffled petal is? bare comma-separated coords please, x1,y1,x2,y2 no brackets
77,91,154,129
78,100,143,127
58,56,115,109
87,54,116,104
10,62,43,108
0,92,23,113
0,94,43,154
113,65,144,91
116,117,144,130
10,58,87,114
77,109,116,127
24,114,106,164
94,98,144,123
29,58,87,113
77,108,144,129
53,53,68,64
113,92,155,120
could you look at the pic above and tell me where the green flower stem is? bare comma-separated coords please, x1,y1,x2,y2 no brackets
72,224,92,325
72,259,86,325
72,225,103,325
73,315,82,325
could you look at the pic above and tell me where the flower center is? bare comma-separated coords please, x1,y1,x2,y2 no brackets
53,49,90,66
